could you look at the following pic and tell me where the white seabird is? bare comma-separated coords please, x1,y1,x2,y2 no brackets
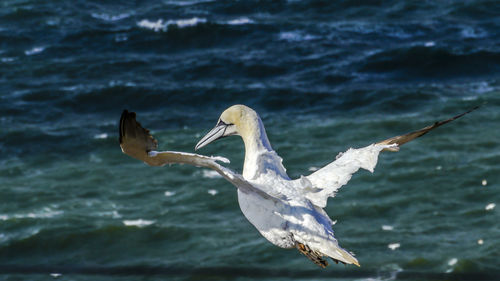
119,105,477,268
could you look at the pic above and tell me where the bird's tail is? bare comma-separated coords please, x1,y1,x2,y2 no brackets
295,242,360,268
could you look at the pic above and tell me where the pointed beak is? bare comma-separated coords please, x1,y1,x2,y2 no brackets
195,123,228,150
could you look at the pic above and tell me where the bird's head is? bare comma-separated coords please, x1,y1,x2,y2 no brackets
195,104,259,150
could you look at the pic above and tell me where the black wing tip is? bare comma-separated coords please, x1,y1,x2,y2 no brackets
460,104,480,116
121,109,136,119
442,105,480,125
379,105,480,151
119,109,136,144
425,105,480,134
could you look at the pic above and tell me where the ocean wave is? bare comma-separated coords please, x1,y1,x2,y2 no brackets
93,133,108,139
137,18,207,32
94,210,121,219
278,31,319,42
137,17,254,32
166,0,215,6
388,242,400,250
382,225,394,231
227,17,254,25
202,170,221,179
0,207,63,221
91,12,132,22
469,81,494,94
360,46,500,79
485,203,495,211
164,191,176,197
123,219,156,228
114,33,128,42
460,26,488,39
330,21,415,39
24,46,45,56
424,41,436,47
1,57,16,62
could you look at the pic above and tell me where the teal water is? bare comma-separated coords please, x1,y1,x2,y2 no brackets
1,0,500,280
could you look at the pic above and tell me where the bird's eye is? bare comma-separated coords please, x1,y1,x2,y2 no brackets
217,119,233,126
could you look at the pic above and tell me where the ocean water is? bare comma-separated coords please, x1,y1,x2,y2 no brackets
1,0,499,280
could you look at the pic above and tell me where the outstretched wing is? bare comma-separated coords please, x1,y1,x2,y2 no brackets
376,106,479,152
119,110,284,202
119,110,228,167
303,107,478,208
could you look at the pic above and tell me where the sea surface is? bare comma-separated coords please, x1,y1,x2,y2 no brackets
1,1,499,280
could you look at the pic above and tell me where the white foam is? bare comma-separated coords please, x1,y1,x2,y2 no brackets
279,31,318,42
46,18,60,26
477,239,484,245
461,27,487,39
227,17,254,25
2,207,63,220
31,207,63,219
138,19,168,32
174,17,206,28
435,165,442,170
424,41,435,47
164,190,176,197
94,133,108,139
25,46,45,56
207,189,218,196
61,84,85,92
202,170,222,179
137,17,206,32
91,12,131,22
485,203,495,211
448,258,458,266
308,166,319,172
111,210,121,219
388,243,400,250
50,273,62,278
123,219,155,227
382,225,394,231
109,80,136,87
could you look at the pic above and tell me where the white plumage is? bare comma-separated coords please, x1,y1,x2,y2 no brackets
119,104,476,268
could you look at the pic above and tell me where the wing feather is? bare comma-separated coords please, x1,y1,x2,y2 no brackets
119,110,283,202
304,107,478,208
377,106,479,151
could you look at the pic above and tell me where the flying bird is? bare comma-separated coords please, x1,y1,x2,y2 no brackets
119,105,477,268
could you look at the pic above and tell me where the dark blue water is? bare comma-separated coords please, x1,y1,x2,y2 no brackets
1,1,499,280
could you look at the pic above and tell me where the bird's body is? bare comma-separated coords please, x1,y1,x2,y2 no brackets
214,106,363,265
119,104,477,268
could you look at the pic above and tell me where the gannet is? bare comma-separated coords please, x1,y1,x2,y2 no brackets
119,105,477,268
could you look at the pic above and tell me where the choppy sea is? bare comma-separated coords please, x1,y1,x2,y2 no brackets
1,1,499,280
